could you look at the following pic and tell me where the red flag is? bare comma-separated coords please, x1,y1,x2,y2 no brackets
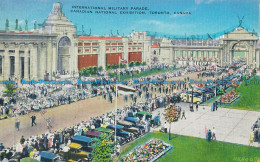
119,58,127,64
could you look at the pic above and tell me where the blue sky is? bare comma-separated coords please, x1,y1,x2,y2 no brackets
0,0,259,37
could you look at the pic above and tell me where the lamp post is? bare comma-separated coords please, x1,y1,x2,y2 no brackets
190,86,194,111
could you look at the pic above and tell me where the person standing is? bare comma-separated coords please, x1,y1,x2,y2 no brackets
15,116,20,131
196,103,199,111
20,136,25,144
207,129,212,141
181,110,186,120
31,114,36,127
249,131,254,146
164,122,167,133
212,127,216,140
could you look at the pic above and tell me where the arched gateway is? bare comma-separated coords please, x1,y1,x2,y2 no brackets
222,27,259,68
58,36,71,73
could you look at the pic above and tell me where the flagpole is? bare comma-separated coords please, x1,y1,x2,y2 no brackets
114,84,117,149
115,56,120,151
119,56,120,82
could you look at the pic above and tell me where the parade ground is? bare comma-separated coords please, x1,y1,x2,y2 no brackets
0,71,259,150
151,103,260,147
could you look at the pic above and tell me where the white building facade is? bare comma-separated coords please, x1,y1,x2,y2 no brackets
0,2,78,81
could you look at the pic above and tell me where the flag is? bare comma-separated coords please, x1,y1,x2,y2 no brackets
117,84,136,95
119,58,127,64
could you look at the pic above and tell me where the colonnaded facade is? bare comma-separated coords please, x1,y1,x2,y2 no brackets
151,27,260,69
0,2,78,81
0,2,259,81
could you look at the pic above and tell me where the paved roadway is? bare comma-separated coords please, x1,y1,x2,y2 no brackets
0,95,134,147
151,102,260,147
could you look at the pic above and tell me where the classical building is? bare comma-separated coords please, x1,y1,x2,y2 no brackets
151,26,260,69
0,2,78,81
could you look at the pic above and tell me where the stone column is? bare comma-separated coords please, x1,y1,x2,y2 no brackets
99,40,106,69
39,42,47,80
172,49,176,64
47,41,52,75
220,49,224,67
224,43,228,66
31,43,38,80
3,43,10,80
73,42,78,73
52,42,57,77
256,50,259,69
24,45,29,80
169,48,173,65
14,43,20,79
250,41,255,69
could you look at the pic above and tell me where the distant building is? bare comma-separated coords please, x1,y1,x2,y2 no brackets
77,31,151,70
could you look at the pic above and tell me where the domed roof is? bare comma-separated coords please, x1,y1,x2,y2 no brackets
40,2,76,34
44,2,72,25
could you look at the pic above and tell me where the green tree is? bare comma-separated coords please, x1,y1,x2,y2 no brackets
92,134,114,162
106,64,111,70
3,84,16,97
114,64,119,69
164,105,178,140
98,66,103,72
129,62,134,67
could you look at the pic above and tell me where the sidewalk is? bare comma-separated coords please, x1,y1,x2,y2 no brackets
151,104,260,147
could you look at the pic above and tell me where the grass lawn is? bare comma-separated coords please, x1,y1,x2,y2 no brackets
109,68,181,81
201,88,233,106
118,132,260,162
227,78,260,111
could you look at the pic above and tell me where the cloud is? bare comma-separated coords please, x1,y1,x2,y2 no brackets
138,20,176,29
195,0,225,4
132,19,197,35
18,20,25,25
195,0,204,4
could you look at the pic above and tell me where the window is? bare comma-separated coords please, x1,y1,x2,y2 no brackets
84,43,91,46
78,48,83,53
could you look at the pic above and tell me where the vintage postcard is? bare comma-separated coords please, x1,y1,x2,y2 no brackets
0,0,259,161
